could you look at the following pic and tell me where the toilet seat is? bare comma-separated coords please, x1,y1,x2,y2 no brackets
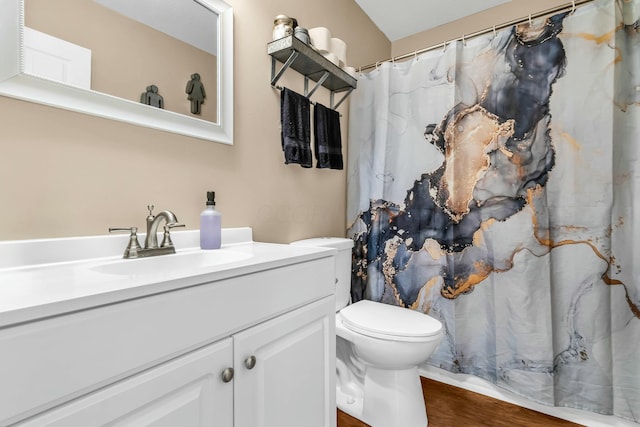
340,300,442,342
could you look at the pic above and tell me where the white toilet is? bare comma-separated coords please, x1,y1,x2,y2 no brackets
290,237,443,427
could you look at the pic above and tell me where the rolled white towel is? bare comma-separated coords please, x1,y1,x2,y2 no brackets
344,66,358,79
309,27,331,52
323,52,339,66
330,37,347,67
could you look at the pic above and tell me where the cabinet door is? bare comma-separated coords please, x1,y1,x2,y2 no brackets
234,296,336,427
15,338,234,427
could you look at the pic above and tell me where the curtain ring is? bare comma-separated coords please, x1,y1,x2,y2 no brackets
493,25,497,38
442,41,446,51
375,61,379,70
571,0,576,14
392,56,396,67
528,14,533,26
414,50,419,60
462,34,466,46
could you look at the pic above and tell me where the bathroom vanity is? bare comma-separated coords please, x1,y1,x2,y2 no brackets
0,228,336,427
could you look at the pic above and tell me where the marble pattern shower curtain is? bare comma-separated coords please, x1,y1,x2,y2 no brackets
347,0,639,421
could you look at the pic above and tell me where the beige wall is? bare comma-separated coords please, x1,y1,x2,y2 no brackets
0,0,389,243
392,0,570,57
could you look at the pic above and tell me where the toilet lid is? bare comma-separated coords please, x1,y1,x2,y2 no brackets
340,300,442,340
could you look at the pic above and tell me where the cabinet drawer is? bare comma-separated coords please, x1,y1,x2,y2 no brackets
0,256,334,425
14,339,233,427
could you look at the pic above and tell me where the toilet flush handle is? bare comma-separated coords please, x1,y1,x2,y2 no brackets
245,355,257,370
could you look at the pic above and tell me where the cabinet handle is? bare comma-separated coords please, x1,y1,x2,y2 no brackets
244,355,257,370
221,367,234,383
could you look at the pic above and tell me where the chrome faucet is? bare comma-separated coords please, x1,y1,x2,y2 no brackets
110,205,184,259
145,205,179,249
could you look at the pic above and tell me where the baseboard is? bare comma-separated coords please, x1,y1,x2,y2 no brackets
419,365,637,427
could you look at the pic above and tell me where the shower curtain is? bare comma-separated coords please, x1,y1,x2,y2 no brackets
347,0,639,421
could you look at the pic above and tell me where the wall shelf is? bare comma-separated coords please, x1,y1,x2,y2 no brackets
267,35,356,109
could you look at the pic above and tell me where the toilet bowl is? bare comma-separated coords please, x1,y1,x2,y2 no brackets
290,238,443,427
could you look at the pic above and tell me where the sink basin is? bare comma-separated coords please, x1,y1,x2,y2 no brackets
92,249,252,276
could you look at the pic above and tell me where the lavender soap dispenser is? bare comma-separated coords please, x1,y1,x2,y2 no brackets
200,191,222,249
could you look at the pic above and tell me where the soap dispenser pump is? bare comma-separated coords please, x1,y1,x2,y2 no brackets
200,191,222,249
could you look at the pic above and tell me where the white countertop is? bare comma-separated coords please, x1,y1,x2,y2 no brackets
0,228,335,328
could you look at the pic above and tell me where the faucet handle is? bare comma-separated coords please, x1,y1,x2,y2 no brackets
109,227,138,233
109,227,142,258
161,223,185,248
166,222,185,229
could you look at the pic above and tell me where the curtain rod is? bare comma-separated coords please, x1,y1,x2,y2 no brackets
359,0,594,72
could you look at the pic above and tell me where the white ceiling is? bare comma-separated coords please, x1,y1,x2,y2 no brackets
354,0,512,41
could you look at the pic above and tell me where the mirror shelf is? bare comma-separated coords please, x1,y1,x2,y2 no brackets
0,0,233,144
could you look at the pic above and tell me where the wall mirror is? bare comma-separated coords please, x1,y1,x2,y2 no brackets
0,0,233,144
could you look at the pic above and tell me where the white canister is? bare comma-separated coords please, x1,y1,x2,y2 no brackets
309,27,331,52
272,15,294,41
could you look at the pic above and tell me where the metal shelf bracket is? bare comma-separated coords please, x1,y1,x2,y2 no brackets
331,87,354,110
305,72,330,99
270,51,299,88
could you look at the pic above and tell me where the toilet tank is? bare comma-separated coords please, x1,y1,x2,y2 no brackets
290,237,354,311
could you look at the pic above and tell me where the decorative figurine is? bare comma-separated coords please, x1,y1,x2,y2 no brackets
140,84,164,109
185,73,206,115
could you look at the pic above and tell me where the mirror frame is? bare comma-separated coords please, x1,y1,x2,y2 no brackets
0,0,233,144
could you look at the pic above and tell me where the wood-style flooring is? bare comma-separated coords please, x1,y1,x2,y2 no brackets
337,377,583,427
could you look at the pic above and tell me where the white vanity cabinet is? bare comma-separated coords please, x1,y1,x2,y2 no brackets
233,296,335,427
0,250,337,427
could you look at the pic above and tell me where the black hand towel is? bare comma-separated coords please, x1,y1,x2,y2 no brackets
314,103,343,170
280,87,312,168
